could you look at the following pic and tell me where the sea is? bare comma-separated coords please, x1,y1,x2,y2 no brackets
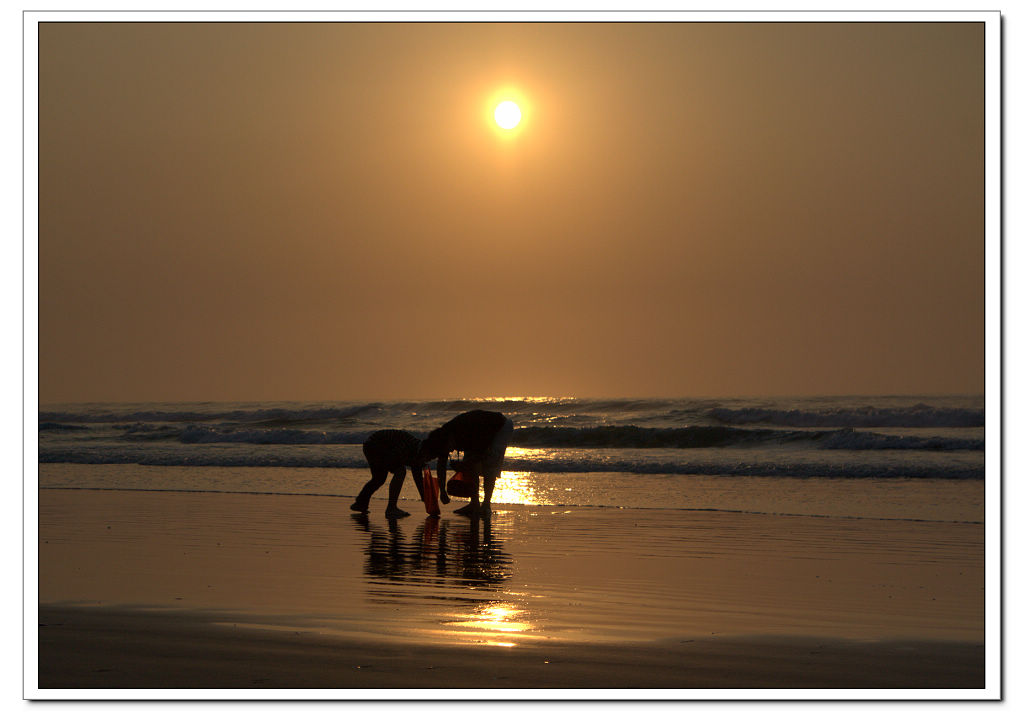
37,395,986,524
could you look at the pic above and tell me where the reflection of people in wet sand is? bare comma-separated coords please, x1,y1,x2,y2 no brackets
452,516,512,585
351,514,511,590
420,410,513,517
351,429,450,518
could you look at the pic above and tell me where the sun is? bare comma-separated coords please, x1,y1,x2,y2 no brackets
494,100,522,130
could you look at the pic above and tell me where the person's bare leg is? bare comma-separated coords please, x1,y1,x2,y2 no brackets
352,464,388,513
481,474,496,515
453,471,480,516
385,467,410,518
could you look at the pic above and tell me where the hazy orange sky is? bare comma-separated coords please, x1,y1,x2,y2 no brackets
38,22,984,402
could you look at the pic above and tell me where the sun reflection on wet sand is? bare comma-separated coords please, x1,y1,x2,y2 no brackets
439,601,535,647
350,512,554,647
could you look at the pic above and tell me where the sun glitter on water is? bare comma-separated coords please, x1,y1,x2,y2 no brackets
494,100,522,129
488,470,541,505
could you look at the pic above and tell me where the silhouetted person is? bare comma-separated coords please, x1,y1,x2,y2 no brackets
351,429,450,518
420,410,513,517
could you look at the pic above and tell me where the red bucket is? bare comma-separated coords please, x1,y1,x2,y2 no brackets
445,472,477,499
422,468,440,516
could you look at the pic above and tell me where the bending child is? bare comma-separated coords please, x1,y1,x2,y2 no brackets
351,429,450,518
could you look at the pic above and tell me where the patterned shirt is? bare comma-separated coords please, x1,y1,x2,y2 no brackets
362,429,422,469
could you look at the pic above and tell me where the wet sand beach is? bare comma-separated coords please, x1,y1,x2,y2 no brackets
35,489,985,692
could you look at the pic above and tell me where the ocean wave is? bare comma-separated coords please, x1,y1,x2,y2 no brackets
512,425,785,448
512,458,983,480
39,397,984,431
818,428,983,451
709,404,983,428
39,422,86,432
167,423,981,452
38,404,391,425
37,398,688,426
177,425,368,445
515,425,982,450
37,448,984,480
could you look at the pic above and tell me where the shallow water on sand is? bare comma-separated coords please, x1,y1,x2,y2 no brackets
39,463,984,523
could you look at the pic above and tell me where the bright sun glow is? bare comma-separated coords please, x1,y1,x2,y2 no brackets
494,100,522,129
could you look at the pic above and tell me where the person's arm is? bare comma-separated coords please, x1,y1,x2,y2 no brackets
410,465,425,501
436,452,448,489
422,427,452,504
437,460,450,505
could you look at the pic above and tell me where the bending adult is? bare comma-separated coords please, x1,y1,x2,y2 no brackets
420,409,513,516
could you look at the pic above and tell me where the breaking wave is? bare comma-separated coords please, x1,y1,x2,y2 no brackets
110,423,984,452
709,404,983,428
37,445,983,480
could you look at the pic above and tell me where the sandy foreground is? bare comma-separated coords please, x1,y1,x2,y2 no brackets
34,489,985,692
